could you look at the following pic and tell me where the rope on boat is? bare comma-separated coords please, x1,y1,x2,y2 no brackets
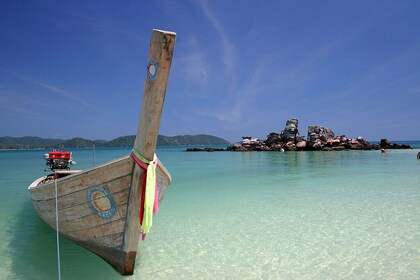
54,179,62,280
92,144,96,167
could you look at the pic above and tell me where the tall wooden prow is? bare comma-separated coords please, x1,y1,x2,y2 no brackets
119,29,176,275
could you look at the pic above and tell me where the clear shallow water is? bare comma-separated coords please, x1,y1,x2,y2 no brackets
0,144,419,279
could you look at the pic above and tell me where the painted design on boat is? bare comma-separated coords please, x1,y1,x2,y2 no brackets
87,185,116,219
147,59,158,80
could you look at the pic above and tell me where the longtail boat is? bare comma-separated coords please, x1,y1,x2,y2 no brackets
28,29,176,275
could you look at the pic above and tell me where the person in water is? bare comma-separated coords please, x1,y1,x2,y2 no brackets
381,148,387,154
417,151,420,159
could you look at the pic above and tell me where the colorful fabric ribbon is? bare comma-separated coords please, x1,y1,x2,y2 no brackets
130,149,159,240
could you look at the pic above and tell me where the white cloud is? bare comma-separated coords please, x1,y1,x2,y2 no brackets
199,0,236,79
175,45,210,85
33,80,89,106
1,69,93,107
0,88,43,118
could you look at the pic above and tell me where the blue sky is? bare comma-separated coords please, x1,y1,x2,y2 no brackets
1,0,419,142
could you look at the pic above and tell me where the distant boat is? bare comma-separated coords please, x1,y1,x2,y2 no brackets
28,29,176,275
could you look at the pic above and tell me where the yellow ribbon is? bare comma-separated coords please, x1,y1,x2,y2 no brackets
131,149,156,234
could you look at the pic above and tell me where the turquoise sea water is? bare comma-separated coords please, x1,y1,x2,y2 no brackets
0,143,419,279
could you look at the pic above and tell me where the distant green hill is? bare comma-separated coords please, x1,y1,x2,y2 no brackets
0,136,65,149
108,135,136,147
0,135,230,149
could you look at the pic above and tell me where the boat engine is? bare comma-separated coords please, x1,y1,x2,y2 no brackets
44,150,76,171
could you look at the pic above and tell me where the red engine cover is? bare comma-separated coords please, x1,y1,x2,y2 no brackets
49,151,71,160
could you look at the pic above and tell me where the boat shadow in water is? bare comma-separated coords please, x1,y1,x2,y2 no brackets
8,200,128,279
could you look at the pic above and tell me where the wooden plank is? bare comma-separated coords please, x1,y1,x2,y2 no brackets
30,159,170,230
67,218,126,242
121,29,176,275
40,206,127,235
32,175,131,208
64,210,127,234
29,156,133,199
65,232,125,249
156,159,172,182
33,191,129,224
30,156,170,201
133,30,176,158
92,232,124,248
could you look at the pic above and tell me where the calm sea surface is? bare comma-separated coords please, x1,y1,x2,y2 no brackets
1,142,419,279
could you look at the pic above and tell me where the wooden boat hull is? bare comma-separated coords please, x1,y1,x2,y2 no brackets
28,28,176,275
28,155,171,274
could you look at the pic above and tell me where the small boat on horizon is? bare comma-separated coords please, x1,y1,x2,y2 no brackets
27,29,176,275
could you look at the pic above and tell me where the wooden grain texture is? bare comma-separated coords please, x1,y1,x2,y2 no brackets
121,29,176,275
134,29,176,158
30,157,133,199
27,29,175,276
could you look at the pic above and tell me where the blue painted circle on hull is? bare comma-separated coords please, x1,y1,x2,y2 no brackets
87,185,116,219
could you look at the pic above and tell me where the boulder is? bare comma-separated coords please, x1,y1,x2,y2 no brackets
226,143,247,151
307,126,335,148
311,139,323,150
356,136,369,146
265,132,282,146
326,138,340,146
296,140,307,149
380,138,412,149
380,139,393,149
349,140,363,150
270,143,285,151
338,135,348,142
281,118,300,143
284,141,296,151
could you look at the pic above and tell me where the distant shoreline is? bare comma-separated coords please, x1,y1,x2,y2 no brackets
0,134,231,150
0,144,232,152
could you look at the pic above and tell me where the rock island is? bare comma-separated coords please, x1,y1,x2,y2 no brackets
227,118,412,152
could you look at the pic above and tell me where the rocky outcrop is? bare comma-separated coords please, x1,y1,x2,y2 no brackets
226,118,412,152
307,126,335,149
281,118,300,142
265,132,282,146
379,139,411,149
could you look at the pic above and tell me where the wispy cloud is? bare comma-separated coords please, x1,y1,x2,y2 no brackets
33,80,89,106
0,87,43,118
1,69,90,107
213,99,244,122
199,61,268,123
175,39,210,86
195,1,272,124
199,0,236,79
